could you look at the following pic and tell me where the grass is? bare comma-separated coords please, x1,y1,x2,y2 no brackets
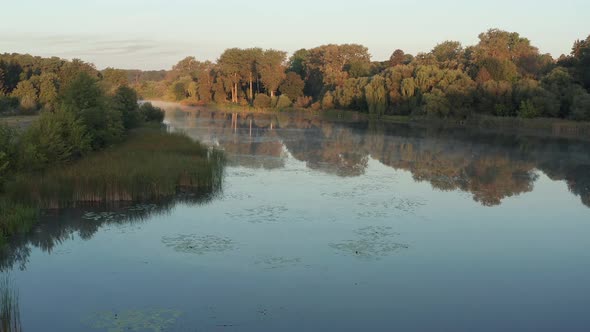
0,276,22,332
4,128,225,208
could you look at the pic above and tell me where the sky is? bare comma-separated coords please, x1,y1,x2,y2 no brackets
0,0,588,70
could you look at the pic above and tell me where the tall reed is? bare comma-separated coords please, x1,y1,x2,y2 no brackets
4,128,225,209
0,276,22,332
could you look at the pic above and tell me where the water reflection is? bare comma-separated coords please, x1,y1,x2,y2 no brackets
164,105,590,208
2,105,590,274
0,193,217,272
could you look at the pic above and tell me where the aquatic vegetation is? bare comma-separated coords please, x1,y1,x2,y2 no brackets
4,128,225,208
84,308,182,332
255,256,303,270
161,234,235,255
82,204,159,223
0,276,22,332
0,200,38,248
330,226,408,260
226,205,288,223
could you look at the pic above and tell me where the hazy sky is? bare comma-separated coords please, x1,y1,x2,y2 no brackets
0,0,588,70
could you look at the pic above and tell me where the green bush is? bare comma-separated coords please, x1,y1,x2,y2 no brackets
0,125,18,189
139,102,165,123
274,95,292,109
518,99,540,118
61,73,124,149
570,92,590,121
253,94,271,108
18,109,91,171
112,85,141,129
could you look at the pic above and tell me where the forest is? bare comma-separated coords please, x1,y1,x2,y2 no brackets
127,30,587,120
1,29,589,121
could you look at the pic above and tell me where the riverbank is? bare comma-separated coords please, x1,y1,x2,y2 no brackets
0,126,225,248
151,100,590,141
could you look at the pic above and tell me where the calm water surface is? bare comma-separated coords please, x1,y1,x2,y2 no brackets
3,103,590,331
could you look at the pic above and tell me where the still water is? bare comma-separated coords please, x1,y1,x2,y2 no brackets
3,103,590,331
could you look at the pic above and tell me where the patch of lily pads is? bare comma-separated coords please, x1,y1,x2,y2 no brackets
330,225,409,260
255,256,303,269
84,308,182,332
82,204,160,223
161,234,236,255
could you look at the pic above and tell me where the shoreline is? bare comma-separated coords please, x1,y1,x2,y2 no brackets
149,100,590,141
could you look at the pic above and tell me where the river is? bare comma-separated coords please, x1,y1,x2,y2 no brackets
2,103,590,331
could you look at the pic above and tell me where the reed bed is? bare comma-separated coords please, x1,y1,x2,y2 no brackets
4,128,225,209
0,276,22,332
0,201,38,248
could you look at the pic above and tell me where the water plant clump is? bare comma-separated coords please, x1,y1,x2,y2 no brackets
0,275,22,332
330,226,409,260
3,128,225,209
83,308,182,332
161,234,235,255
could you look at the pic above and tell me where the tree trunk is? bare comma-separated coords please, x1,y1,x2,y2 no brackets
249,72,253,102
270,90,275,97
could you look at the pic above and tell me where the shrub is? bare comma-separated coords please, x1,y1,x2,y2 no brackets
253,94,271,108
570,92,590,121
274,95,292,109
0,125,18,188
294,96,312,108
18,109,91,171
139,102,165,123
518,99,540,118
321,92,335,110
311,101,322,111
112,85,141,129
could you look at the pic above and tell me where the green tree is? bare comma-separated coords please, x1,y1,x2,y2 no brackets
218,48,244,103
305,44,372,90
38,72,59,111
431,41,464,69
288,49,309,78
258,50,287,97
517,99,539,118
389,49,406,67
139,102,165,122
570,90,590,120
112,86,141,129
61,73,123,149
365,76,387,117
279,72,305,101
102,67,129,93
11,80,38,110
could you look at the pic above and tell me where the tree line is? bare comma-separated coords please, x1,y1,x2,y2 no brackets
1,29,589,121
122,29,590,120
